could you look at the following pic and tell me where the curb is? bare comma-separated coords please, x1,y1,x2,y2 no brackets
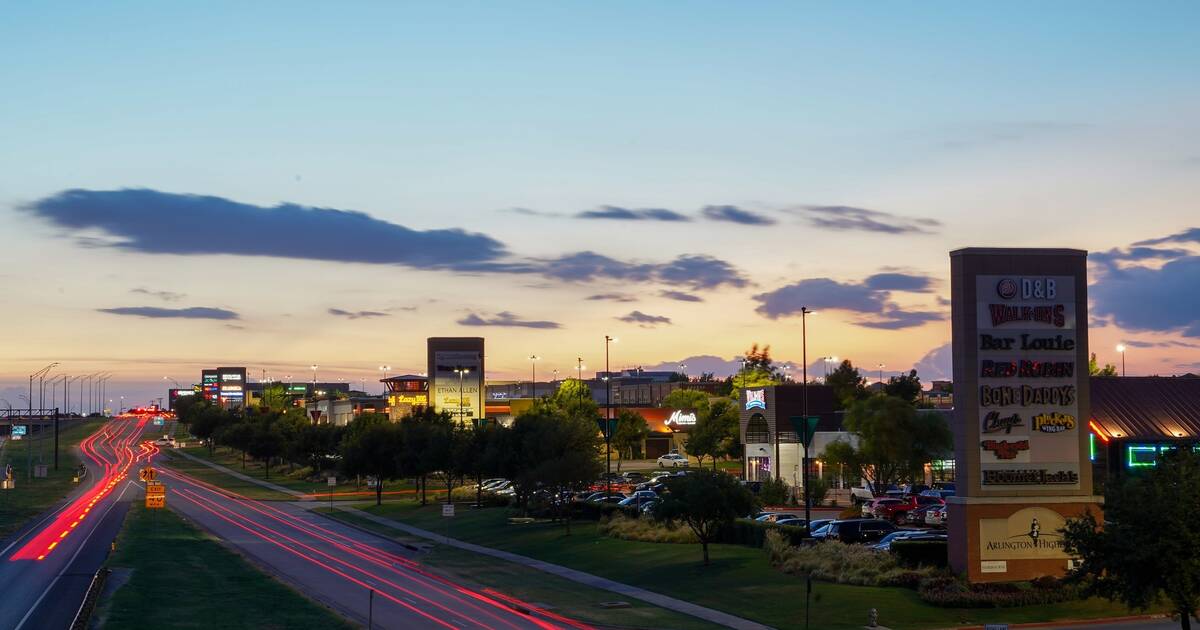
951,613,1170,629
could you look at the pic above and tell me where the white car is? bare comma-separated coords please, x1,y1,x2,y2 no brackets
657,453,689,468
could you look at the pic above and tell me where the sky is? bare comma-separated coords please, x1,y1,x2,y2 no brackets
2,2,1199,409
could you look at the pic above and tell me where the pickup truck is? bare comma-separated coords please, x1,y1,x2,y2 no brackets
875,495,945,524
850,486,874,504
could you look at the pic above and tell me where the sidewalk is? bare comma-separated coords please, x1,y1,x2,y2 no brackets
333,505,774,630
170,448,310,499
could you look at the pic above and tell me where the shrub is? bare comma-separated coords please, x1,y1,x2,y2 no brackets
447,487,510,507
891,540,948,568
917,575,1083,607
599,514,697,544
837,506,861,519
716,518,808,548
759,477,790,506
806,477,830,506
763,531,938,588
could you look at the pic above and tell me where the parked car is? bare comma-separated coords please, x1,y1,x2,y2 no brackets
584,491,627,503
618,492,658,508
755,512,789,523
924,505,947,527
657,453,689,468
806,519,833,534
868,529,927,551
639,498,661,515
649,470,673,480
877,495,945,524
623,471,648,483
811,519,898,544
863,497,903,518
906,502,944,525
850,486,874,505
774,518,807,528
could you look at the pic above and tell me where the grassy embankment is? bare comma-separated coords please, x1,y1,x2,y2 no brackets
0,418,106,539
99,503,354,630
343,502,1160,630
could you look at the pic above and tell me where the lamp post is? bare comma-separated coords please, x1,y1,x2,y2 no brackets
379,365,391,394
311,364,318,386
679,363,687,381
822,356,839,382
454,367,471,425
800,307,814,526
528,355,539,399
1116,345,1126,377
877,363,885,388
576,358,585,402
604,336,617,495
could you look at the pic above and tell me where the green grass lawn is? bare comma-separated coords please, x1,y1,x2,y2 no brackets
357,502,1159,630
0,418,106,539
328,509,722,630
101,504,354,630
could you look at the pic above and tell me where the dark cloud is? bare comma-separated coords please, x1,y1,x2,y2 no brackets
130,287,186,302
26,188,507,269
790,205,940,235
617,310,672,327
97,306,239,320
700,205,776,226
936,296,952,307
1090,246,1191,266
659,290,703,303
577,206,691,222
863,272,935,293
1092,255,1200,337
328,308,389,319
1133,228,1200,247
537,252,747,290
586,293,637,303
754,275,946,329
457,311,562,329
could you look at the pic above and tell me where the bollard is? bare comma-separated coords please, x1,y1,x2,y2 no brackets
868,608,878,628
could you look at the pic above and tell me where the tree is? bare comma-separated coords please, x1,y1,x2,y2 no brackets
1089,353,1119,377
245,412,286,479
884,369,922,404
1063,448,1200,630
510,402,603,529
611,409,649,471
662,389,710,413
258,383,292,411
187,402,232,456
216,419,254,469
291,421,344,475
706,399,742,465
340,421,403,506
826,360,868,410
655,470,760,565
821,395,952,493
743,343,775,374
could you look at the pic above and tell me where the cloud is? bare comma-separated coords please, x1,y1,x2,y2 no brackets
700,205,776,226
753,275,946,329
577,206,691,222
660,290,703,303
1133,228,1200,247
586,293,637,303
457,311,562,329
97,306,239,320
1090,246,1191,267
1092,255,1200,337
913,343,952,381
863,272,935,293
328,308,388,319
130,287,186,302
789,205,940,235
26,188,508,269
617,310,672,327
537,252,747,290
501,207,556,217
642,355,742,377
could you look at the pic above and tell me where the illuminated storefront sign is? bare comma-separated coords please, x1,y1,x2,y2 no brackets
979,385,1076,407
665,410,697,426
221,373,243,381
981,465,1079,486
980,333,1076,351
982,411,1024,434
745,389,766,410
980,439,1031,460
979,507,1069,561
1032,412,1076,433
390,393,428,406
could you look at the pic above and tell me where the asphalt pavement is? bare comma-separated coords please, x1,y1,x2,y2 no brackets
157,463,584,629
0,416,150,630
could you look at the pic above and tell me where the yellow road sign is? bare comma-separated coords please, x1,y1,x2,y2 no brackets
145,494,165,509
145,481,166,496
138,467,157,482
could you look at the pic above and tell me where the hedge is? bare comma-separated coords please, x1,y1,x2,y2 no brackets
891,540,948,568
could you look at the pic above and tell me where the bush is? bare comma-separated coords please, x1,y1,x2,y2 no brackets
716,518,808,548
917,575,1083,607
759,477,790,506
574,501,637,522
806,477,830,506
599,514,697,544
447,486,510,507
763,531,938,588
891,540,948,568
838,506,861,519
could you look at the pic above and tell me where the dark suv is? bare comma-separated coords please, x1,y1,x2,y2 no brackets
812,519,898,544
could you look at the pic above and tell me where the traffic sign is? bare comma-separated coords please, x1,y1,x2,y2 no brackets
11,425,26,437
145,481,165,496
145,495,165,509
327,476,337,487
139,467,157,482
442,503,455,517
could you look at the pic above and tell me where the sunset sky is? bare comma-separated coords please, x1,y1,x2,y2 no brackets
2,3,1199,407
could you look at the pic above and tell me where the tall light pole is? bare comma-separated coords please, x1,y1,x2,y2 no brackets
576,358,585,402
1116,344,1127,377
378,365,391,395
822,356,839,382
454,367,471,425
877,363,886,389
679,363,687,381
68,375,83,416
528,355,539,399
310,364,319,386
604,336,617,496
800,307,814,525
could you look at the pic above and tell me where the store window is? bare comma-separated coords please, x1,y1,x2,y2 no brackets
747,456,771,482
746,413,769,444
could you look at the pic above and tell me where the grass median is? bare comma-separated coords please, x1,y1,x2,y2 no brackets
353,502,1156,630
100,503,354,630
0,418,106,539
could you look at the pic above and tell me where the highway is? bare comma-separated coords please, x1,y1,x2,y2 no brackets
0,416,150,630
157,458,587,630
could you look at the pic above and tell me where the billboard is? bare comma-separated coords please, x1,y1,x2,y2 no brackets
428,338,484,425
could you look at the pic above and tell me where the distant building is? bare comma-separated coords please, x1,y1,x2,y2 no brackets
381,374,429,421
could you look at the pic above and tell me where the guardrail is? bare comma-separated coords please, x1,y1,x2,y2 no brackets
70,567,110,630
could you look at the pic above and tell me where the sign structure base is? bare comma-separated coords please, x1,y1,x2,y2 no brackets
949,498,1101,583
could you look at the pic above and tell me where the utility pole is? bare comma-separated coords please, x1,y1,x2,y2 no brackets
801,307,813,527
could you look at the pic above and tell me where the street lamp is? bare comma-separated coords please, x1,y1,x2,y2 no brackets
1116,345,1127,377
679,363,687,381
604,335,618,496
164,376,182,388
822,356,839,382
453,367,471,425
528,355,540,399
379,365,391,394
877,363,886,387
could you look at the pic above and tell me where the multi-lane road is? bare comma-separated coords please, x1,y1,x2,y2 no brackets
0,416,150,630
2,417,587,630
